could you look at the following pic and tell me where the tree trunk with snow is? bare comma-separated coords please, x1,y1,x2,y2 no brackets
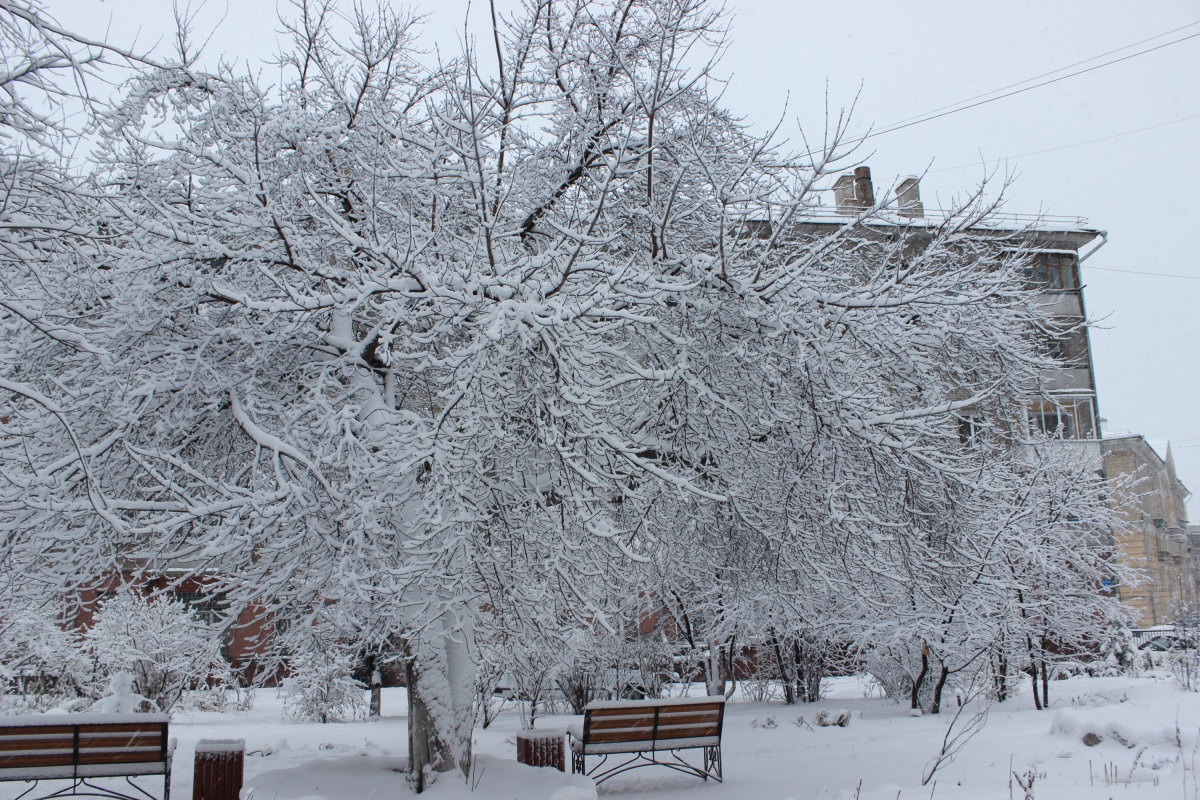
405,632,475,791
368,657,382,721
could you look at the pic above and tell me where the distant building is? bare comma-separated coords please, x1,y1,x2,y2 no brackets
1189,524,1200,622
797,169,1200,630
1102,436,1194,627
796,167,1107,462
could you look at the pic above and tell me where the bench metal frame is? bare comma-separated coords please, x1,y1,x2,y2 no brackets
568,699,724,785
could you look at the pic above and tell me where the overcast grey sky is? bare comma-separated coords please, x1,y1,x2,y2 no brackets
53,0,1200,514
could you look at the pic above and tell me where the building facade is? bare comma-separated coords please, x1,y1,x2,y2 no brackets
1102,436,1194,628
807,168,1200,631
801,167,1107,455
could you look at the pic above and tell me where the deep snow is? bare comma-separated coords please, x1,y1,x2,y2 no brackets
2,674,1198,799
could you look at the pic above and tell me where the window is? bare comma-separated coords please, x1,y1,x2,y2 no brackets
957,415,983,444
1030,409,1074,438
1024,252,1078,290
174,590,227,625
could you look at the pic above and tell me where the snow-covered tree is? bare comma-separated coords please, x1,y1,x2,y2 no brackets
85,590,231,713
0,0,1132,788
0,598,89,711
280,648,366,724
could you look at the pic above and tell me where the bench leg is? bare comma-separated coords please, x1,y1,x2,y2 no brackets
12,780,39,800
703,745,722,782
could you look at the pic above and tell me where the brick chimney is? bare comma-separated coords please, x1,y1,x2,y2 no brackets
853,166,874,208
833,173,857,211
895,176,924,219
833,166,875,213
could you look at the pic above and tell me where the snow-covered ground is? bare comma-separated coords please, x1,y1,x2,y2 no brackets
3,674,1198,800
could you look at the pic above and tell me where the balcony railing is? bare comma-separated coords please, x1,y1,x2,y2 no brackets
782,204,1092,231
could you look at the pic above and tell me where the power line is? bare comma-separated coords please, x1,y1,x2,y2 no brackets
928,113,1200,173
860,31,1200,142
793,24,1200,160
879,20,1200,131
1082,264,1200,281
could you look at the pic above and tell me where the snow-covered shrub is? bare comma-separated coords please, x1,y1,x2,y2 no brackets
509,646,560,731
0,602,90,712
863,645,916,703
1168,648,1200,692
280,650,366,723
85,590,231,713
815,709,851,727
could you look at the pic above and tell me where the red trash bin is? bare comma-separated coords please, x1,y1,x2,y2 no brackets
516,730,565,771
192,739,245,800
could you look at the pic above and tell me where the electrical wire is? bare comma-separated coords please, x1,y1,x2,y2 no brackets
1081,264,1200,281
878,20,1200,131
860,31,1200,142
927,113,1200,173
792,23,1200,160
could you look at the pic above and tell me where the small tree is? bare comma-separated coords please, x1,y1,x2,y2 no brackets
86,590,230,713
281,649,366,723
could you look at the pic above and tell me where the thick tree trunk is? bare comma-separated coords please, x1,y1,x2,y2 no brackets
770,634,795,705
406,632,475,793
705,637,725,697
995,653,1008,702
930,661,948,715
1039,660,1049,709
911,647,929,711
370,665,382,720
1026,635,1043,711
794,638,824,703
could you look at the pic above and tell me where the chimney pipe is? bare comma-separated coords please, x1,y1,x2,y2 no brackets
833,166,875,214
895,176,924,219
853,166,874,208
833,173,857,212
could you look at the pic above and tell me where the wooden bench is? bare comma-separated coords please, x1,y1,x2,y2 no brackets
0,713,175,800
566,696,724,784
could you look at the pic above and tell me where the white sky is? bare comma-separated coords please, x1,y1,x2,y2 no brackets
51,0,1200,515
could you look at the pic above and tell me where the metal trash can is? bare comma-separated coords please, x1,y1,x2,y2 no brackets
516,730,565,771
192,739,245,800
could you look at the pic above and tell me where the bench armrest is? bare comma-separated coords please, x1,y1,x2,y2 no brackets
565,723,583,741
167,738,178,758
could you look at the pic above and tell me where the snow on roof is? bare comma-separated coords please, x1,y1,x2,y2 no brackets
781,206,1095,233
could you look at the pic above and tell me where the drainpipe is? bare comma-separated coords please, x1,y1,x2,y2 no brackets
1077,230,1108,263
1075,230,1108,440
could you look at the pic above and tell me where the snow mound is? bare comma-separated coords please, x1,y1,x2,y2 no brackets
1049,708,1174,749
88,672,156,714
245,755,596,800
816,709,851,727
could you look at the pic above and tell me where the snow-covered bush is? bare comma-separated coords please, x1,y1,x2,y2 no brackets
280,649,366,723
85,591,231,713
0,602,90,712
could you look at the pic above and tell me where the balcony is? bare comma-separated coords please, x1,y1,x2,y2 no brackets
1034,293,1084,318
1037,368,1094,393
1014,438,1104,473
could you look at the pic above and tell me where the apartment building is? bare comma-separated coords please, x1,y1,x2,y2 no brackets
804,168,1200,630
801,166,1107,457
1103,436,1194,628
